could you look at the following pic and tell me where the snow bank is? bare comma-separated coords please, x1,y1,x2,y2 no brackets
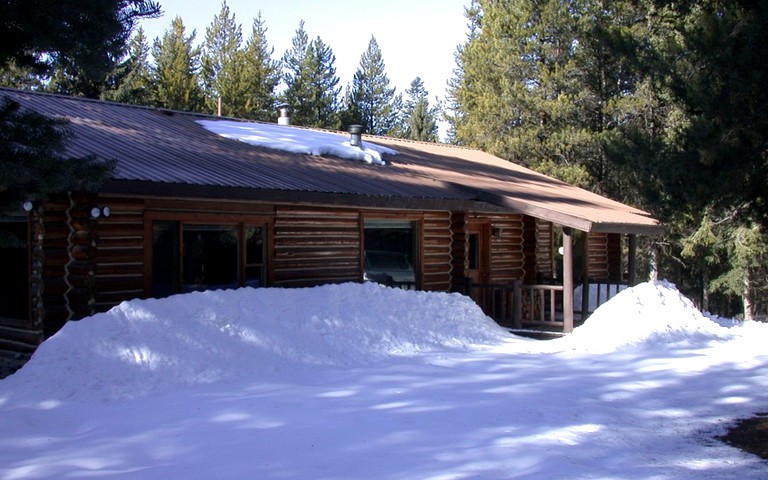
1,283,507,402
565,280,731,352
3,279,756,404
198,120,397,165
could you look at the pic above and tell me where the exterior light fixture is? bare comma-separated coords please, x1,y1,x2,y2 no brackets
22,201,34,212
90,206,111,219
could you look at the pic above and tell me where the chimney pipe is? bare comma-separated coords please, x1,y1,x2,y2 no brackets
348,124,364,147
277,103,291,125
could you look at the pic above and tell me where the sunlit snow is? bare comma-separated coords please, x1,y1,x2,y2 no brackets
1,280,767,479
198,119,397,165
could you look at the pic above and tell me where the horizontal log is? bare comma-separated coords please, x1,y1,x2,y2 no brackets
95,263,143,276
96,249,144,263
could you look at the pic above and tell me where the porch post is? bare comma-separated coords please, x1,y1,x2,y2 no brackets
562,228,574,333
581,233,590,320
627,234,637,286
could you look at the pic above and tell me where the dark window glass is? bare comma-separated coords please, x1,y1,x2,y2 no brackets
245,226,265,287
0,218,28,319
152,221,180,298
363,219,417,288
182,225,238,292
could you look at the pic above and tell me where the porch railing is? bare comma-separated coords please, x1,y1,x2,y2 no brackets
463,279,564,330
464,278,627,332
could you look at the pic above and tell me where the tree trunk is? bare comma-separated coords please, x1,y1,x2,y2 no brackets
744,267,755,321
649,242,659,281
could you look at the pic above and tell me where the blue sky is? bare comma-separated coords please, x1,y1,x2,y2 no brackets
139,0,470,103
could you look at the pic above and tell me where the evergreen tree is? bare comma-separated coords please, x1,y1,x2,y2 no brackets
281,21,341,128
0,97,115,212
0,59,42,91
305,37,341,128
102,27,154,105
200,1,248,116
650,1,768,227
444,1,483,146
0,1,161,98
399,77,439,142
150,17,203,111
240,12,282,121
450,0,592,187
347,36,398,136
281,21,312,124
0,0,160,224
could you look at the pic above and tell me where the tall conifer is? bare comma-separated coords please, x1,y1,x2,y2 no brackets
240,13,282,121
281,21,340,128
150,17,203,111
347,36,397,136
400,77,439,142
103,27,154,105
200,1,247,116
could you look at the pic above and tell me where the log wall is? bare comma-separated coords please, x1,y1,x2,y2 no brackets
535,219,555,280
487,213,525,283
586,232,610,280
449,212,467,292
273,207,362,287
422,211,452,291
93,197,146,312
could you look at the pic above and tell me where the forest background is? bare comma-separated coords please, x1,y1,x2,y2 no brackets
1,0,766,321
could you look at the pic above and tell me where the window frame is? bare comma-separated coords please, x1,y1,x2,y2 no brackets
361,214,423,289
144,212,272,297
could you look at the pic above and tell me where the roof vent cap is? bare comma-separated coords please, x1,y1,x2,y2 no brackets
277,103,291,125
348,124,364,147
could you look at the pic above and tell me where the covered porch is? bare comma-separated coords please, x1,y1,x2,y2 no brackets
460,216,662,335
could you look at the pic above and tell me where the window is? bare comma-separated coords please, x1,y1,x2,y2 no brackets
151,219,268,297
245,226,266,287
182,224,239,292
0,217,28,319
363,218,418,289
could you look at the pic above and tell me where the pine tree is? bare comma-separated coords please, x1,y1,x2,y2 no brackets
0,97,115,214
0,0,158,226
200,1,248,116
0,59,42,91
102,27,154,105
347,36,398,136
306,37,341,128
281,21,311,125
281,21,341,127
150,17,203,111
451,0,591,186
9,1,161,98
398,77,439,142
240,12,282,121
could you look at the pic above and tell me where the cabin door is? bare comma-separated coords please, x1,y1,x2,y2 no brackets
466,221,491,312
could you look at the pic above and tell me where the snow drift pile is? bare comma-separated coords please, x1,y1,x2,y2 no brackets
1,283,508,402
567,280,731,352
1,279,744,403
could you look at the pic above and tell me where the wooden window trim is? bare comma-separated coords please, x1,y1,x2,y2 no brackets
143,211,274,296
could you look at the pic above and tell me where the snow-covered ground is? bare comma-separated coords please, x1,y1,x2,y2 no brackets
1,280,766,479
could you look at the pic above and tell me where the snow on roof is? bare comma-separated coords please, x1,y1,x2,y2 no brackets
198,119,397,165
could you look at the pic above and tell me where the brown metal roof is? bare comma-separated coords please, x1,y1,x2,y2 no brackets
1,88,663,235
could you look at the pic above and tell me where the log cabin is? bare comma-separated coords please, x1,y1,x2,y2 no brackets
0,88,663,363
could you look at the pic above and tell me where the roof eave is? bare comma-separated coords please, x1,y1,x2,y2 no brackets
459,184,664,235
